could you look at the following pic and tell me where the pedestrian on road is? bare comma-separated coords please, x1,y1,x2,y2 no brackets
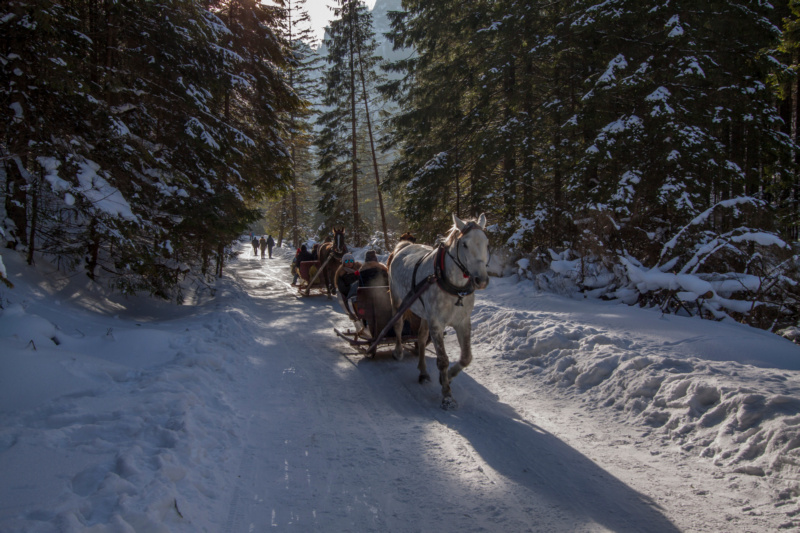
251,237,259,256
266,235,275,258
259,236,267,258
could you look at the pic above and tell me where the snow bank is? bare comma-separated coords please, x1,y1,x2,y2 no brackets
472,278,800,499
0,254,245,531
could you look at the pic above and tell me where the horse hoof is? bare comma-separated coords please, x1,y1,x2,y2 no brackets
419,374,431,384
392,348,404,361
441,396,458,410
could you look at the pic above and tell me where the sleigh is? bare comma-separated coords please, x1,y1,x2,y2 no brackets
297,260,328,295
334,285,429,358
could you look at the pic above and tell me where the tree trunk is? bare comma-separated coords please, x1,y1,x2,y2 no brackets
216,242,225,278
26,173,41,265
503,57,517,219
455,152,461,218
349,3,360,246
356,47,389,251
278,196,287,247
792,51,798,240
4,157,29,249
86,218,100,280
288,0,300,248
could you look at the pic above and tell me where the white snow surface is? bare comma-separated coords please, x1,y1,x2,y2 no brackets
2,244,800,531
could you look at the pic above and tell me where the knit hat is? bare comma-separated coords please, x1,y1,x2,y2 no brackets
365,250,378,263
342,253,355,264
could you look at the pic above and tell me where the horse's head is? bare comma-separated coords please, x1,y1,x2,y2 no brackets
452,213,490,289
332,227,347,255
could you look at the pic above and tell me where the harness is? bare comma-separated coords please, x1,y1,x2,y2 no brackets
331,233,348,261
411,222,481,307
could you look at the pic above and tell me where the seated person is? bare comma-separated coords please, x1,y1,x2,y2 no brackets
358,250,389,287
335,253,362,318
292,244,315,285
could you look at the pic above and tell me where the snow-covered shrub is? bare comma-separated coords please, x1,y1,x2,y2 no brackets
501,198,800,332
621,198,800,330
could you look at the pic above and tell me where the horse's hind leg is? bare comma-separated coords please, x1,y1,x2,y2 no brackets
448,321,473,381
392,306,405,361
416,319,430,384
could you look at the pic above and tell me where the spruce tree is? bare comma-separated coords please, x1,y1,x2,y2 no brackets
1,0,299,299
315,0,385,246
278,0,323,247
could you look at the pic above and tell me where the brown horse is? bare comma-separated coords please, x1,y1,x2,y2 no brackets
316,227,347,298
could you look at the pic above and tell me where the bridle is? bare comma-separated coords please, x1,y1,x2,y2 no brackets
445,221,481,281
332,230,347,259
412,222,486,307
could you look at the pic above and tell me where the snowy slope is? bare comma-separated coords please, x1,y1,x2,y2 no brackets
1,244,800,531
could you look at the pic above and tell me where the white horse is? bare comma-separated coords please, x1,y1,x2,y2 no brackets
389,214,490,409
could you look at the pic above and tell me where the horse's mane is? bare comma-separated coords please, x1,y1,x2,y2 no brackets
443,226,461,247
443,217,477,246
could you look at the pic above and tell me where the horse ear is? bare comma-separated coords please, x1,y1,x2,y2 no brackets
453,213,466,231
478,213,487,229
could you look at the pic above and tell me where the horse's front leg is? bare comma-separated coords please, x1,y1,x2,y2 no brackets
324,268,333,300
447,320,473,382
429,326,456,409
329,267,337,296
416,319,430,384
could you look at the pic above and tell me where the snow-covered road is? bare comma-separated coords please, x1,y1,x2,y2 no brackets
220,246,792,532
223,249,676,532
2,243,798,532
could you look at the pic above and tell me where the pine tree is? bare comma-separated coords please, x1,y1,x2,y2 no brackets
562,0,793,264
1,0,299,299
382,0,796,259
382,0,490,239
278,0,323,247
315,0,385,246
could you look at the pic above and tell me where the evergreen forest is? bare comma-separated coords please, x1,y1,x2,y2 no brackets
4,0,800,331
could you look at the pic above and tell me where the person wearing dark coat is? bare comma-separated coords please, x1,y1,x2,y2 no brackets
358,250,389,287
292,244,315,285
335,253,361,317
251,237,259,256
259,236,267,258
297,244,314,263
266,235,275,258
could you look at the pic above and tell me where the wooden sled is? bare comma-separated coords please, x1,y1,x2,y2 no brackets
334,285,428,358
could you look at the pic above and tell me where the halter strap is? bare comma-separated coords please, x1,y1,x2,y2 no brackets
410,244,475,308
435,245,474,306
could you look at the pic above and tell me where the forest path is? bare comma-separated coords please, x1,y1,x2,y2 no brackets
219,245,682,532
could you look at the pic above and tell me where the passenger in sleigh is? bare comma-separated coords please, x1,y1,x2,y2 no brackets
335,250,388,319
359,250,389,288
291,244,315,286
